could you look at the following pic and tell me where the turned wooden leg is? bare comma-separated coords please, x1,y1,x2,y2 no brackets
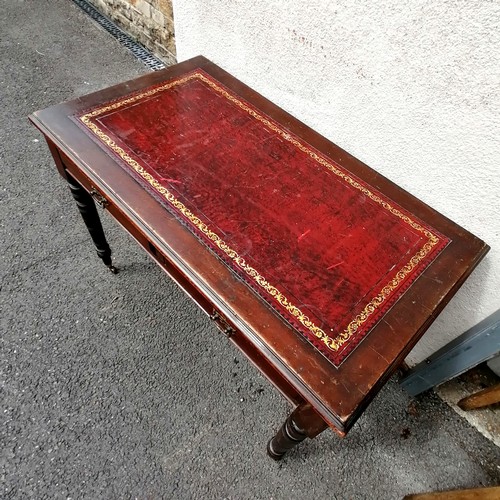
267,403,328,460
66,173,118,273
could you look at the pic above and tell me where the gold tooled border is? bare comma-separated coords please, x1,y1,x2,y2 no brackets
79,71,441,353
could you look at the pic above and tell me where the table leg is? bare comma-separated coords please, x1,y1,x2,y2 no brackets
66,173,118,273
267,403,328,460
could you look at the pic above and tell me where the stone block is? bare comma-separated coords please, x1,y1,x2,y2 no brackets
157,0,173,19
131,0,151,17
150,6,165,27
164,15,174,34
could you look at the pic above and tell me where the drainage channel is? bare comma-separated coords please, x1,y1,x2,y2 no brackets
71,0,166,71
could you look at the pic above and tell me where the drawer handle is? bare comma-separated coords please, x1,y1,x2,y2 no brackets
210,310,235,338
90,188,108,208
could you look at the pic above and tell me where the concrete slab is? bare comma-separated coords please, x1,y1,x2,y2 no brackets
436,367,500,447
1,1,499,498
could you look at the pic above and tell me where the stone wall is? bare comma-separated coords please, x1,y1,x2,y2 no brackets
89,0,175,64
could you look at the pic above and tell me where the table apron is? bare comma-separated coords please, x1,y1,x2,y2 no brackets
56,146,308,410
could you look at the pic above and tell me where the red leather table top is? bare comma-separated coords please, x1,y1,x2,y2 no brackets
74,70,450,367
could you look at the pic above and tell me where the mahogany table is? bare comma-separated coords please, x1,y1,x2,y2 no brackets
30,56,489,459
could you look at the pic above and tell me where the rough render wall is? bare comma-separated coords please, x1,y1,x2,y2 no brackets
89,0,176,64
173,0,500,365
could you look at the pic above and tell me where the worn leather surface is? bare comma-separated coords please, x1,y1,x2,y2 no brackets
76,70,449,366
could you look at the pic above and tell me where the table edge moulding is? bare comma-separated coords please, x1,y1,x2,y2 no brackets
29,55,489,460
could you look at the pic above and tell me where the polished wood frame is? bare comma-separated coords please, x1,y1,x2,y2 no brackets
30,56,489,458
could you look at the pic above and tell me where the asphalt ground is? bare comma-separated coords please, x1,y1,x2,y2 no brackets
1,0,499,498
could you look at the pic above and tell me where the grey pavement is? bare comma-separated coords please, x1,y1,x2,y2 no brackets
1,1,499,498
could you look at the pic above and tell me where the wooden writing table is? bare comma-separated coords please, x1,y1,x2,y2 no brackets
30,56,489,459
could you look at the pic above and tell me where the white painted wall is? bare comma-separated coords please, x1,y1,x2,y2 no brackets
173,0,499,365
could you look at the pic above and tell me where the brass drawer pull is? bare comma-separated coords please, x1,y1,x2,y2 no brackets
90,188,108,208
210,310,235,338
